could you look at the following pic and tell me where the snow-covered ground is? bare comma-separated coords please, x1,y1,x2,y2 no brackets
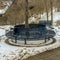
0,24,60,60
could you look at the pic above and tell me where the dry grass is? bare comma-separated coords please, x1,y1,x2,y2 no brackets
56,20,60,26
0,0,47,25
0,0,59,25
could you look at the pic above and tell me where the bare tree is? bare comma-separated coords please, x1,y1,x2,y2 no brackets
24,0,29,44
50,0,53,25
44,0,49,24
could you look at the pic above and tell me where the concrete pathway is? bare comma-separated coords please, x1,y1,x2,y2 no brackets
24,47,60,60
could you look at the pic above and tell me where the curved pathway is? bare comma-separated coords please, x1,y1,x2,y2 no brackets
24,47,60,60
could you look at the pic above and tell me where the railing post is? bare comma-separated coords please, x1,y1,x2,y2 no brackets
15,35,17,43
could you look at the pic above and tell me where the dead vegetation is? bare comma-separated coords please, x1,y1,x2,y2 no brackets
0,0,60,25
56,20,60,26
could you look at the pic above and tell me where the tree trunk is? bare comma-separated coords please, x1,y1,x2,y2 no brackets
25,0,29,28
25,0,29,44
50,0,53,25
44,0,49,24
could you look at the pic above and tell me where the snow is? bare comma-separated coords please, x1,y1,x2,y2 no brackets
0,0,13,14
0,25,59,60
0,29,5,36
40,12,60,24
53,26,60,36
49,12,60,22
27,8,60,25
